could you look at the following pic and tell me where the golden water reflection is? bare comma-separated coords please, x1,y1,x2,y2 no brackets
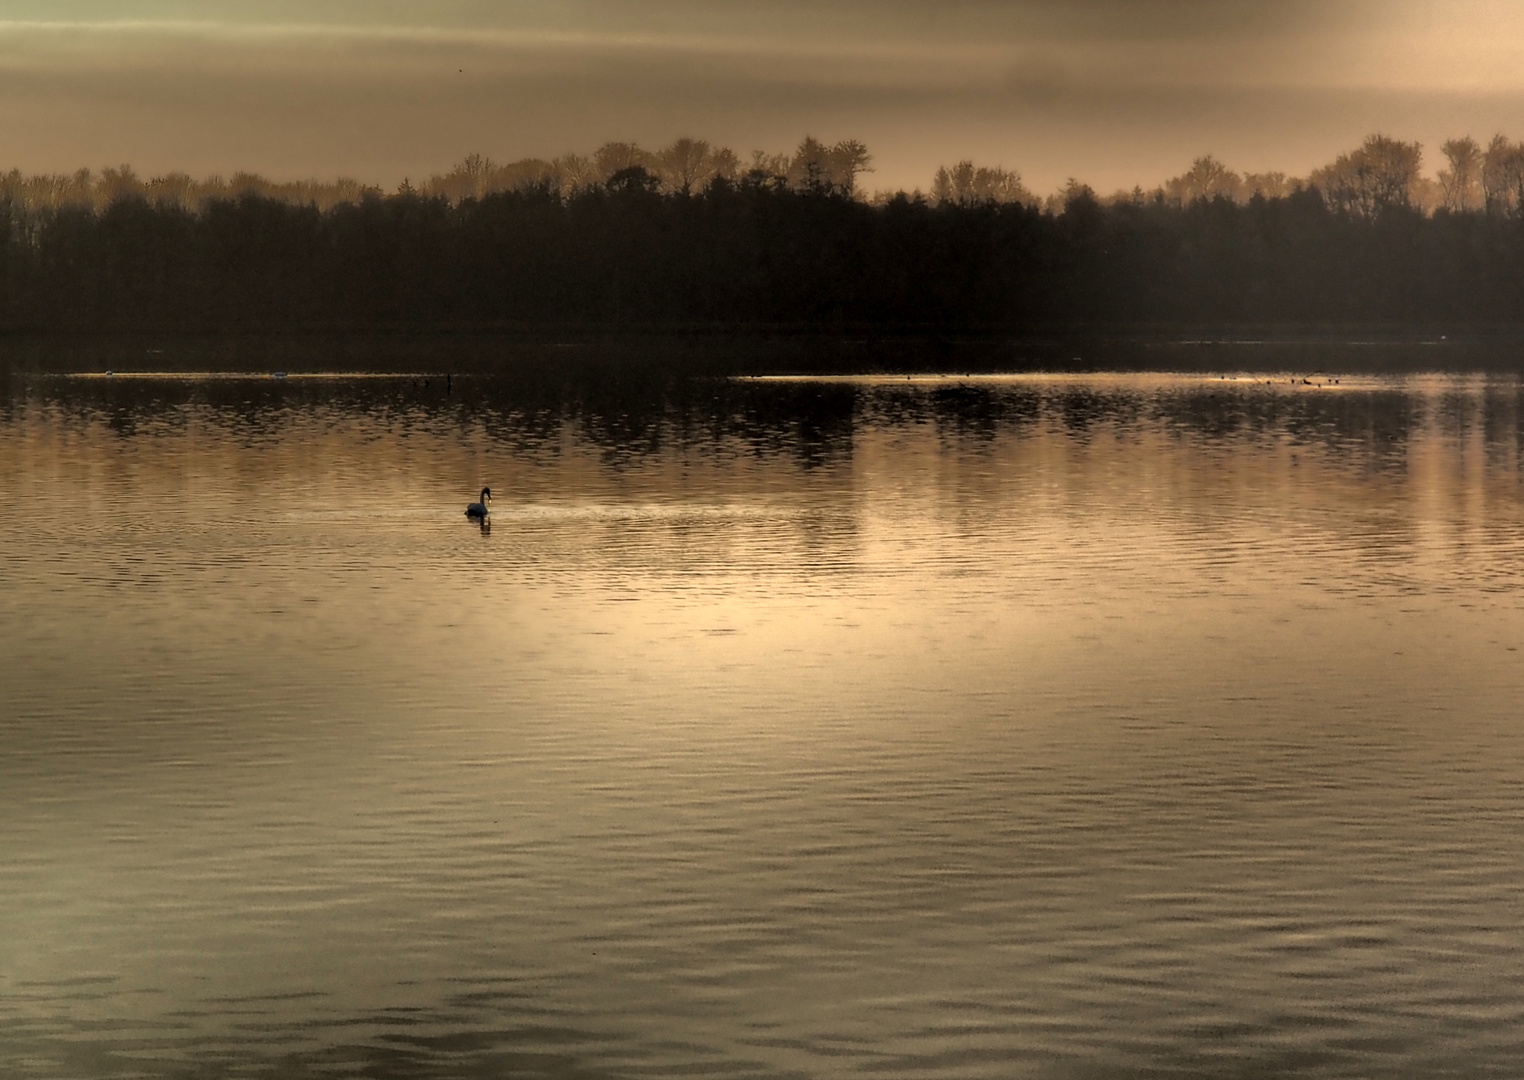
2,371,1524,1079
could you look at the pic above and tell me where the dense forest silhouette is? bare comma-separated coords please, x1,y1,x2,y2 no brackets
6,134,1524,336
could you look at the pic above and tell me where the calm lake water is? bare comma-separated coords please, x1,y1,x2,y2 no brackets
4,368,1524,1079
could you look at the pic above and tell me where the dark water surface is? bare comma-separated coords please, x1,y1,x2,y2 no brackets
4,370,1524,1079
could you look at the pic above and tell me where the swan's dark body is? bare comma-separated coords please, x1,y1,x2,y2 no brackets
465,487,492,518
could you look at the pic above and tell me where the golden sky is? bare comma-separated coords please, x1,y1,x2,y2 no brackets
1,1,1521,193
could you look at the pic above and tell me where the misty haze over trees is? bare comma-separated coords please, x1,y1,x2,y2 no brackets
0,138,876,217
7,132,1524,334
11,131,1524,218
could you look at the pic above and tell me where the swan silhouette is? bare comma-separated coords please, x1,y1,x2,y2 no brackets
465,487,491,518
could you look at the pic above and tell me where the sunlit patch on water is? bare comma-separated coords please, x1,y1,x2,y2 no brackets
285,502,818,522
4,369,1524,1078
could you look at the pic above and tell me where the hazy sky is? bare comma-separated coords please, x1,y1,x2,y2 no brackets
1,1,1521,193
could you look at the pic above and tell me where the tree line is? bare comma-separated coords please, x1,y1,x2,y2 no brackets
7,131,1523,219
0,136,1007,217
5,133,1524,333
1157,134,1524,219
0,137,875,217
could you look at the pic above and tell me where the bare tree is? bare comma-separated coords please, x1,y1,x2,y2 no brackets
739,150,786,190
430,152,496,201
781,137,872,195
1310,134,1423,219
654,137,712,195
708,147,741,184
829,139,873,196
1438,137,1482,212
552,154,600,195
424,155,566,201
500,159,559,192
1480,135,1524,215
1164,155,1243,204
931,160,1033,206
593,143,652,184
645,138,751,194
146,172,195,211
97,165,145,208
1242,171,1291,200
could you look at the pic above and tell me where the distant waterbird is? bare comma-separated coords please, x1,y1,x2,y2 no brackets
465,487,492,518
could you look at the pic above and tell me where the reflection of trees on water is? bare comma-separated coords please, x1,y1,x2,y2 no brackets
9,369,1524,605
938,383,1040,434
1150,387,1423,472
727,383,857,469
1,370,860,471
1150,381,1524,480
1055,388,1146,437
1483,385,1524,473
11,371,1524,483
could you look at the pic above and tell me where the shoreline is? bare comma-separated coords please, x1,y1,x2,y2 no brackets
3,327,1524,377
